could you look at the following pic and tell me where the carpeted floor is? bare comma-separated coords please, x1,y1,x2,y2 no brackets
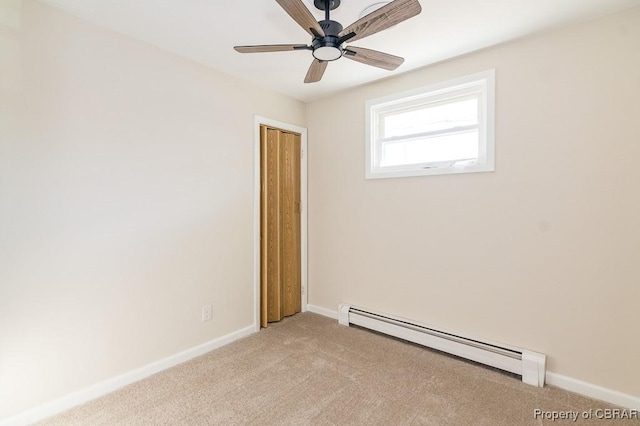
40,313,638,425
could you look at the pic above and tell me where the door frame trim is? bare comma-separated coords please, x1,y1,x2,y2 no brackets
253,116,308,332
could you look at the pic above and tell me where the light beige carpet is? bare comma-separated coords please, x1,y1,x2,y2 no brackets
40,313,638,425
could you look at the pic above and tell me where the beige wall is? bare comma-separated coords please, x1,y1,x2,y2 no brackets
0,1,304,419
307,7,640,397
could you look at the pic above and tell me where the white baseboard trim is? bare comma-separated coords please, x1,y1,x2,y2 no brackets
306,304,339,320
1,325,255,426
546,372,640,410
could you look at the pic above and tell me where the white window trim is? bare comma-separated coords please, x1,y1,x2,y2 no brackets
365,69,496,179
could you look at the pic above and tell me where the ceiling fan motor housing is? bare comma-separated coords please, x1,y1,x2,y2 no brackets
312,20,344,61
314,0,341,10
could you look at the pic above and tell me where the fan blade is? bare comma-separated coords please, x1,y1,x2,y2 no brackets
343,46,404,70
234,44,309,53
276,0,325,37
339,0,421,43
304,59,328,83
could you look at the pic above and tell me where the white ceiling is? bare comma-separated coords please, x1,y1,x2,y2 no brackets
40,0,639,102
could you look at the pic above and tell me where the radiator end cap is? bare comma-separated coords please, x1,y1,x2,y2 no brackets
338,304,351,326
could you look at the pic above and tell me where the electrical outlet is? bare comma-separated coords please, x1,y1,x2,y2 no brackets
202,305,212,322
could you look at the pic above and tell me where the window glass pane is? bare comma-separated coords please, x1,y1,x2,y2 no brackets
381,131,479,167
383,97,478,138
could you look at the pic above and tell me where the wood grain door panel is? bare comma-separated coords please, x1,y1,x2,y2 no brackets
260,126,301,326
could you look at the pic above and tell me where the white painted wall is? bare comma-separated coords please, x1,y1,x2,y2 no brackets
307,7,640,398
0,1,304,419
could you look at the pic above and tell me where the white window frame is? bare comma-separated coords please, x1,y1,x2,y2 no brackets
365,69,495,179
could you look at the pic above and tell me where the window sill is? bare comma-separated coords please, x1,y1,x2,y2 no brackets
365,163,495,179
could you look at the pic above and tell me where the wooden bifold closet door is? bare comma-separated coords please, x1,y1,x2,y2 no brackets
260,125,301,328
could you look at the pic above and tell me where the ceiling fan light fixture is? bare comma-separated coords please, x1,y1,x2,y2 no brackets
312,45,342,61
234,0,423,83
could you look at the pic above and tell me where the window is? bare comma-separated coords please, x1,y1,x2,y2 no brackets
366,70,495,179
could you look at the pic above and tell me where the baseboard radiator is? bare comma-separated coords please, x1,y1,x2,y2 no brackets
338,304,546,387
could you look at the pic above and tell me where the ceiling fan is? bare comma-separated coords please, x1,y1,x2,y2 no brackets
234,0,422,83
